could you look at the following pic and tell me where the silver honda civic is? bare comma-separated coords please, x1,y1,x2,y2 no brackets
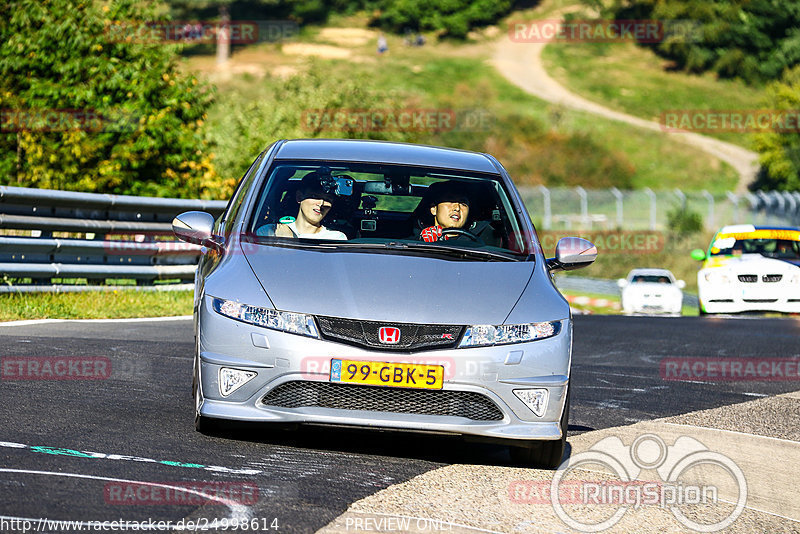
173,139,596,468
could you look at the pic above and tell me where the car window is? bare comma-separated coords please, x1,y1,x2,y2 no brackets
221,151,265,236
710,232,800,259
631,275,672,284
246,160,531,258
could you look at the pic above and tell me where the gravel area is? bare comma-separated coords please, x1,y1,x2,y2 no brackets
318,391,800,533
318,463,797,533
662,390,800,442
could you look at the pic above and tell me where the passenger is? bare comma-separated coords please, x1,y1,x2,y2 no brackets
259,172,347,240
419,182,471,242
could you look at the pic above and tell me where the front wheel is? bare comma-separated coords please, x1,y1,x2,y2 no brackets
510,389,570,469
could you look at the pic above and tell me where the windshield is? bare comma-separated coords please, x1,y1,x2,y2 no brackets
710,230,800,260
246,160,531,259
631,275,672,284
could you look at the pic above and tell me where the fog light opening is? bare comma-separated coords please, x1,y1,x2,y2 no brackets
513,388,549,417
219,367,257,397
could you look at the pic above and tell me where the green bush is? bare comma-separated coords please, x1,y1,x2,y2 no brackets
372,0,513,38
667,204,704,236
0,0,226,199
602,0,800,84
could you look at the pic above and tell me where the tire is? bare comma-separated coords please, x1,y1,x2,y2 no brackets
510,389,571,469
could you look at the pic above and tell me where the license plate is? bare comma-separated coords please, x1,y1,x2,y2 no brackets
330,359,444,390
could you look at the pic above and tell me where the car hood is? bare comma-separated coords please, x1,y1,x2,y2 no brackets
242,244,535,324
702,254,800,272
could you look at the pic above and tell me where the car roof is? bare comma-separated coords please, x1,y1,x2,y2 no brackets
272,139,501,174
717,224,800,234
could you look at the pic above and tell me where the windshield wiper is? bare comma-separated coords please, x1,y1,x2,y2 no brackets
245,236,522,261
341,241,520,261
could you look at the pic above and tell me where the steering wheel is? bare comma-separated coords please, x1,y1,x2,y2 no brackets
441,228,483,243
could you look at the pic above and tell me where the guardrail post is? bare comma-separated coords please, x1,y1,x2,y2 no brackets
726,192,739,223
702,190,714,229
575,186,588,228
537,185,551,230
644,188,656,230
782,191,796,223
674,188,686,210
610,187,623,228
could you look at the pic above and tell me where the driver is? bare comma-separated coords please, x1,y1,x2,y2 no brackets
420,182,471,242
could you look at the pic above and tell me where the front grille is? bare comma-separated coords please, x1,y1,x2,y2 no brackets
261,381,504,421
762,274,783,283
743,299,778,303
316,316,463,352
738,274,758,283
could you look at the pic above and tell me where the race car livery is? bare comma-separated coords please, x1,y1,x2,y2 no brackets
694,225,800,314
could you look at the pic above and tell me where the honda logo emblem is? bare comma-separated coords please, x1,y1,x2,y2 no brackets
378,326,401,344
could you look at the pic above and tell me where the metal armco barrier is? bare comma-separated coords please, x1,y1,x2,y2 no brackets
0,186,226,292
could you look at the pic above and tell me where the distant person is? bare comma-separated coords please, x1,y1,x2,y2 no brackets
258,172,347,240
377,33,388,54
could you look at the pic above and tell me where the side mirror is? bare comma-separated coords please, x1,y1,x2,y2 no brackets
172,211,222,249
690,249,706,261
547,237,597,272
617,278,628,288
676,280,686,289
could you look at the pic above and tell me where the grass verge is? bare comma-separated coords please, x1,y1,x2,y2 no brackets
0,290,194,322
541,39,766,150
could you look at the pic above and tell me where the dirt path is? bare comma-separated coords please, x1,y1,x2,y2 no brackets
491,33,759,194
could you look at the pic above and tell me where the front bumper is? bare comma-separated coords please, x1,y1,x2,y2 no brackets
195,297,572,442
698,280,800,313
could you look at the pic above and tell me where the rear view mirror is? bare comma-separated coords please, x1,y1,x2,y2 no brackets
677,280,686,289
547,237,597,272
334,176,353,196
172,211,222,249
617,278,628,288
690,249,706,261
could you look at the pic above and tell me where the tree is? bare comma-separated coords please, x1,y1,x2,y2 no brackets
602,0,800,84
751,65,800,191
0,0,228,198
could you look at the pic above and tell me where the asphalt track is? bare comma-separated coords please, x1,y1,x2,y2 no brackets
1,315,798,533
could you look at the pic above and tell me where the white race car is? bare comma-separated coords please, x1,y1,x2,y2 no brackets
618,268,685,315
692,225,800,314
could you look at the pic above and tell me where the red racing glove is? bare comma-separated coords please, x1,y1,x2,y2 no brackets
420,225,443,242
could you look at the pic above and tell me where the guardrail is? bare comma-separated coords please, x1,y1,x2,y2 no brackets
0,186,226,292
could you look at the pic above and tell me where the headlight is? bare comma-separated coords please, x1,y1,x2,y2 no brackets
703,270,730,284
211,297,319,338
459,321,561,348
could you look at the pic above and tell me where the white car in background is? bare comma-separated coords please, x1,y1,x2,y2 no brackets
692,225,800,314
618,268,685,315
